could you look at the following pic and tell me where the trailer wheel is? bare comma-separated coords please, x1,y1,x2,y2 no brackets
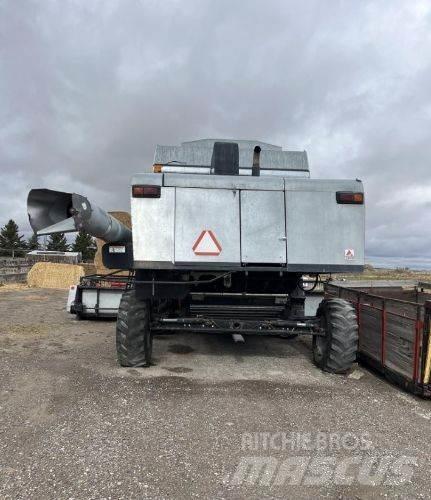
313,298,358,374
116,290,153,367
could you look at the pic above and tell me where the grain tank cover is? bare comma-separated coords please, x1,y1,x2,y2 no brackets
153,139,309,176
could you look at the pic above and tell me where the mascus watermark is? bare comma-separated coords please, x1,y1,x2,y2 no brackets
226,455,417,486
223,432,417,487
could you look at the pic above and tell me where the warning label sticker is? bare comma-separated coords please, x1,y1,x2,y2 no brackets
192,230,222,256
344,248,355,260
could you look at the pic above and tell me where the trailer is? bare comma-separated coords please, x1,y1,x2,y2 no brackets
325,281,431,397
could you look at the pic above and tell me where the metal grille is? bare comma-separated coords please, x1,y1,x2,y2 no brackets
190,304,284,320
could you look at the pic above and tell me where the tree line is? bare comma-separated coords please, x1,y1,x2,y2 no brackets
0,219,96,261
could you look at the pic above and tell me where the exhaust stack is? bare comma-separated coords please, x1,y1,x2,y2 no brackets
252,146,261,176
27,189,132,243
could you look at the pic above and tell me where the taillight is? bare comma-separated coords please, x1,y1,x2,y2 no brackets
336,191,364,204
132,185,161,198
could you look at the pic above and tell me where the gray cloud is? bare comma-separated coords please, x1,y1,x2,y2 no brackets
1,0,430,266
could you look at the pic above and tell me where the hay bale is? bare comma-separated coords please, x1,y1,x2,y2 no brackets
94,211,131,275
27,262,85,289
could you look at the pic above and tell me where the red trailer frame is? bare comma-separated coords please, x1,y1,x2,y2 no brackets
325,282,431,398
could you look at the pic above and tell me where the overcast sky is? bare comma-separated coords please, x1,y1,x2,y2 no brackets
1,0,430,267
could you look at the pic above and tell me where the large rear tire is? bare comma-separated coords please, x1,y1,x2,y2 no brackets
116,290,153,367
313,298,358,374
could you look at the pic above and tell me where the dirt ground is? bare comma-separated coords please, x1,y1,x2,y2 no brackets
1,287,431,499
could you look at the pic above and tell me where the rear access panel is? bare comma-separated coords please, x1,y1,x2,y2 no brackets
285,189,365,269
240,190,286,264
175,188,240,265
132,186,175,265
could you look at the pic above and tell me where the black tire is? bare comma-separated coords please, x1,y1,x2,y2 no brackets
116,290,153,367
313,298,358,374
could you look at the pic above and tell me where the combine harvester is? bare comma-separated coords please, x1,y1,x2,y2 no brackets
28,139,365,372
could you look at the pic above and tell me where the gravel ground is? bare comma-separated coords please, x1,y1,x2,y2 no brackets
1,287,431,499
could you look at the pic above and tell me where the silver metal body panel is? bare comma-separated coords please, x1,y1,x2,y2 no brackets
240,190,286,263
132,186,175,264
174,188,240,264
284,178,363,192
164,173,284,190
158,166,309,177
130,173,365,271
285,189,365,266
130,172,163,186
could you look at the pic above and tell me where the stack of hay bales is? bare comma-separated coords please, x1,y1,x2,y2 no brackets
27,262,85,289
94,211,132,275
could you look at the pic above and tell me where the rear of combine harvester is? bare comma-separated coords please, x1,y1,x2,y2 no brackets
28,139,365,373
